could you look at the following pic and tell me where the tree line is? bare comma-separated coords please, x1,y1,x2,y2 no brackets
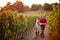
0,1,59,13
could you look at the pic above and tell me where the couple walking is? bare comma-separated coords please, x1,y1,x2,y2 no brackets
35,16,47,38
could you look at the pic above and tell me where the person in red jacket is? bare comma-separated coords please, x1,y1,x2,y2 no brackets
40,17,47,38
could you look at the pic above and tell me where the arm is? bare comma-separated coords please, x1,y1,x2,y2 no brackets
35,19,39,28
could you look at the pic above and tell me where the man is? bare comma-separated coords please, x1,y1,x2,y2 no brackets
39,17,47,38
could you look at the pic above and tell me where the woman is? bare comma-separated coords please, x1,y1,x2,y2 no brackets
35,17,40,36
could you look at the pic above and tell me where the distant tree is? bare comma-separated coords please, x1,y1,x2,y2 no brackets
3,1,24,13
37,4,42,9
11,1,24,13
1,2,11,11
31,4,37,11
43,3,53,11
51,3,58,10
31,4,41,11
23,6,31,11
5,2,11,7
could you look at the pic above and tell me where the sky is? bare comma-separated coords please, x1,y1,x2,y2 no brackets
0,0,59,7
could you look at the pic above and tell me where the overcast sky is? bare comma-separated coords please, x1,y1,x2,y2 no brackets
0,0,59,7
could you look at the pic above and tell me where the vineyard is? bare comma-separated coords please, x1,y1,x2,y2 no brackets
48,3,60,40
0,3,60,40
0,10,46,40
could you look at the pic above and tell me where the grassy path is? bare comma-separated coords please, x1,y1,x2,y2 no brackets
23,24,50,40
23,11,50,40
